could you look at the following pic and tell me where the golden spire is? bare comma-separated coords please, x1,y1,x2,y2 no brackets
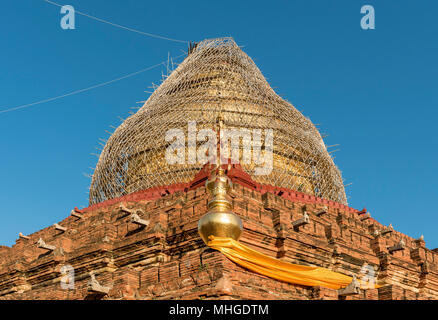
205,166,233,214
198,117,243,244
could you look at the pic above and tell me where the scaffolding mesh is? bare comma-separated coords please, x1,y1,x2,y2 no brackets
89,38,347,205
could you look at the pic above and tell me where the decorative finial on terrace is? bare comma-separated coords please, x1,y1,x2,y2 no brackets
197,164,243,245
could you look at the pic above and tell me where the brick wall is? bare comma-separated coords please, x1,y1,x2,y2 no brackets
1,170,437,300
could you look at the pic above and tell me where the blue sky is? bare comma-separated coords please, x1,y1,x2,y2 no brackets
1,0,437,249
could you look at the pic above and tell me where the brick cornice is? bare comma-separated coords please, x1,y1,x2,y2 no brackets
82,163,362,215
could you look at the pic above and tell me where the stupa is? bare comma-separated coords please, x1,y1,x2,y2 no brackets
0,38,437,300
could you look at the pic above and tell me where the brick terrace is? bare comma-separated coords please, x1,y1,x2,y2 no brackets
0,165,437,300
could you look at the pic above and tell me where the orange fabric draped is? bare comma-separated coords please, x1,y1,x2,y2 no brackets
207,236,354,290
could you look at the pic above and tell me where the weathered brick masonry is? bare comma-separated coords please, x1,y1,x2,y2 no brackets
1,165,437,300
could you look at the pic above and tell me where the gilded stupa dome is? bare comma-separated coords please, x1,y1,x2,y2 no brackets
89,38,346,205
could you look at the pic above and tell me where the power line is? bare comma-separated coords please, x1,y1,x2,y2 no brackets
0,53,186,114
44,0,189,44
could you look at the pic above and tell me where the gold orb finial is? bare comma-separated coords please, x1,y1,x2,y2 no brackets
198,166,243,244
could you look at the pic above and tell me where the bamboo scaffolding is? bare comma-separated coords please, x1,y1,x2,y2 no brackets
89,38,347,205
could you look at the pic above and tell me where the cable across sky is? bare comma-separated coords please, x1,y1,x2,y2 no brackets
0,53,186,114
0,1,189,114
44,0,189,44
